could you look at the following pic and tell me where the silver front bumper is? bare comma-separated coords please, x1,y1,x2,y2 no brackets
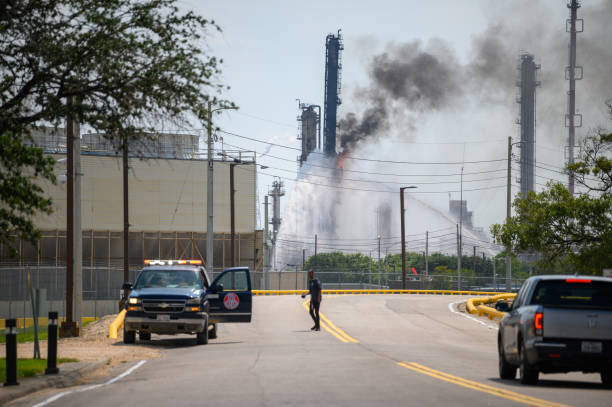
125,315,207,334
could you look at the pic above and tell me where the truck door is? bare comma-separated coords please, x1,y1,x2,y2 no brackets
207,267,252,323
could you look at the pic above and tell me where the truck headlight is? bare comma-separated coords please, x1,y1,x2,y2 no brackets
186,298,200,305
128,297,141,304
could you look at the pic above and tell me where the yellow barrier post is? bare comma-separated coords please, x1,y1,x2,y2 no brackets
109,309,127,339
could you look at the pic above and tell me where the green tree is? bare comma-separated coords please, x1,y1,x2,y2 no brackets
1,0,231,250
491,103,612,274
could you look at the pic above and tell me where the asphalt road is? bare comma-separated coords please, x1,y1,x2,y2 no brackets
11,295,610,407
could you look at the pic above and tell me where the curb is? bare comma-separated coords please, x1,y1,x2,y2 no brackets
0,357,110,406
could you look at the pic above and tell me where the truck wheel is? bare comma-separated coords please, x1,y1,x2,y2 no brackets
139,332,151,341
196,315,209,345
601,366,612,388
498,337,516,380
519,341,538,385
208,323,217,339
123,324,136,344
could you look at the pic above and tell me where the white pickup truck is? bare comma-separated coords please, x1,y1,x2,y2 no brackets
497,275,612,386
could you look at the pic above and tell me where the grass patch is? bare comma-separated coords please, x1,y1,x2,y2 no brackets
0,357,77,383
0,325,48,344
0,317,99,343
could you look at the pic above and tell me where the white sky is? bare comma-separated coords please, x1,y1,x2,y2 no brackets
178,0,609,238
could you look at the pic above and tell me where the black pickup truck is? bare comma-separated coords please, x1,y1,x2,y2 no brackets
123,261,252,345
497,275,612,386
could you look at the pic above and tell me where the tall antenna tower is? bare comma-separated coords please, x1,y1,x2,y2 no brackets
323,30,343,157
566,0,583,195
517,53,540,198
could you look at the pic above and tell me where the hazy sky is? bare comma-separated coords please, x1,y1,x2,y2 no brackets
179,0,611,236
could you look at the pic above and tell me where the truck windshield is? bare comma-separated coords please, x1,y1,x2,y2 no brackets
135,270,201,289
530,280,612,310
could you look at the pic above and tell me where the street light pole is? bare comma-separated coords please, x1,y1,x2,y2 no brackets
400,186,417,289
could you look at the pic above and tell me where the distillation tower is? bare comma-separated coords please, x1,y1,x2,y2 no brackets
517,53,540,198
323,30,343,156
297,102,320,165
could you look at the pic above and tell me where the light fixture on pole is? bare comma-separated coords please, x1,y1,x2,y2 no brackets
206,102,237,274
400,186,417,290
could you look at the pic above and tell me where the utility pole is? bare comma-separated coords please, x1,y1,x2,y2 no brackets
473,246,476,276
425,231,429,278
506,136,512,291
399,186,416,289
377,234,381,287
123,136,129,284
302,248,306,270
458,167,463,291
61,97,77,337
493,258,497,292
206,101,214,273
230,163,236,267
264,195,269,289
314,234,318,274
456,224,461,291
73,117,82,332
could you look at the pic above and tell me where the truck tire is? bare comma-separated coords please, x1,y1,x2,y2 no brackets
208,323,217,339
519,341,538,385
601,366,612,388
196,315,209,345
123,324,136,344
139,332,151,341
498,337,516,380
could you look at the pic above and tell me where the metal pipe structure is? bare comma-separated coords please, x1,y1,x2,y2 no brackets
400,186,417,289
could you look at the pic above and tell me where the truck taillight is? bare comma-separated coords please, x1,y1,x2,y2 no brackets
534,312,543,336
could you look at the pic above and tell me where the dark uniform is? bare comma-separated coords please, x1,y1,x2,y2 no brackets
307,278,322,330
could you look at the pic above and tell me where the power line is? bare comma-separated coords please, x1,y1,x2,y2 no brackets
220,129,508,165
245,166,508,195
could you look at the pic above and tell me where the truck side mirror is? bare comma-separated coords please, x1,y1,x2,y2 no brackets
122,282,133,291
495,301,510,312
214,283,224,293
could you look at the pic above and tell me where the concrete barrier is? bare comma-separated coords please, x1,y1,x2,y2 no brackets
108,309,126,339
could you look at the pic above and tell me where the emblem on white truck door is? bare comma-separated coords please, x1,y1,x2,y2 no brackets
223,292,240,310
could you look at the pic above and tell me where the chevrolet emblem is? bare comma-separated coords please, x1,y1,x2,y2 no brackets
159,303,169,308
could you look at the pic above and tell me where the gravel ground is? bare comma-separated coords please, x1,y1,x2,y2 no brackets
0,314,162,369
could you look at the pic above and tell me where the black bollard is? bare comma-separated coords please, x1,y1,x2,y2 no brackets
3,318,18,386
45,312,59,375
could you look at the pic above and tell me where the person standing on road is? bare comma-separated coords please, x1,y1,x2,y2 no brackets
301,269,322,331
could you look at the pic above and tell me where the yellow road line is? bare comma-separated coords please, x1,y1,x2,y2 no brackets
318,312,359,343
397,362,571,407
301,300,358,343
